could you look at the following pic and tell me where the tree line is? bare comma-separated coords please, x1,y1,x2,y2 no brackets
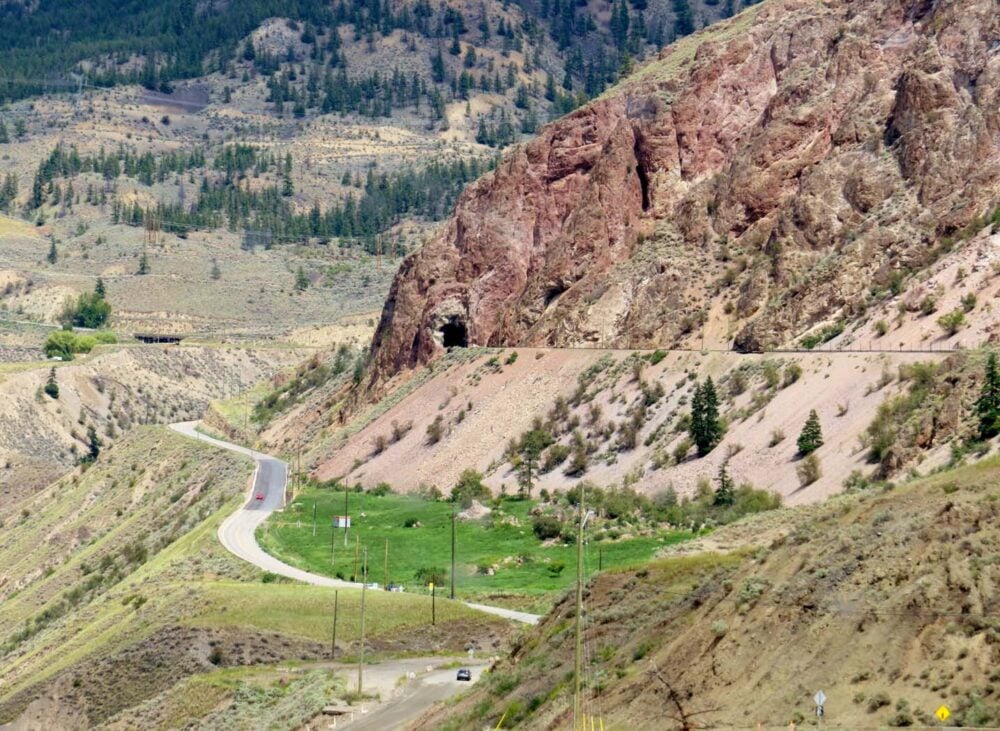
112,155,493,248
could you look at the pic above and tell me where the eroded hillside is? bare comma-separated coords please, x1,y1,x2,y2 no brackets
0,343,303,508
310,343,996,505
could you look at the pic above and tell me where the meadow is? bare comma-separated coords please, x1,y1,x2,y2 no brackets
258,488,696,611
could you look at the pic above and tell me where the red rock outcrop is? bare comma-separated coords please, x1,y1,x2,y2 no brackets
368,0,1000,384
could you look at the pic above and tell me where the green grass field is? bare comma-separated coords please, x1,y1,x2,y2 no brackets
259,489,695,610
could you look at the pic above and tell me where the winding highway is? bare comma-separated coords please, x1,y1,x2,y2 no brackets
168,421,540,625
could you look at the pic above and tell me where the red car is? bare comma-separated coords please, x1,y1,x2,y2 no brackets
255,492,265,501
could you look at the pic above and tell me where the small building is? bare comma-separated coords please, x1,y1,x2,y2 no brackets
332,515,351,528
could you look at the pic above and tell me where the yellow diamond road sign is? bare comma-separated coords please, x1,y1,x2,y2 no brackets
936,705,950,722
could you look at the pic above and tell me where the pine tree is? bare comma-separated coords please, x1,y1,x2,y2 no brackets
294,265,309,291
977,352,1000,440
94,277,106,298
0,120,8,144
137,250,150,275
690,377,721,456
713,460,735,506
83,425,101,464
44,368,59,399
516,428,553,498
610,0,630,49
282,171,294,197
672,0,695,36
47,238,58,265
431,46,446,83
211,258,222,280
797,409,824,455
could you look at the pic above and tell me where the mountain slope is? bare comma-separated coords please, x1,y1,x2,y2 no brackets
414,457,1000,730
367,0,1000,385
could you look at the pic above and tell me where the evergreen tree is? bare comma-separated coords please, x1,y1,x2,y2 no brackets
713,460,735,506
672,0,695,36
137,250,150,275
94,277,106,298
0,120,8,144
610,0,630,49
47,238,58,265
44,368,59,399
211,258,222,280
0,173,17,211
282,171,294,197
797,409,823,455
690,377,721,456
977,352,1000,440
431,46,446,83
294,265,310,291
516,428,553,498
82,425,101,464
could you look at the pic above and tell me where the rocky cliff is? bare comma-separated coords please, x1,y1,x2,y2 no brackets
368,0,1000,383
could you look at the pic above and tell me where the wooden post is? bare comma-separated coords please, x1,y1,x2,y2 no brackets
358,550,367,693
573,482,585,731
331,590,338,659
353,535,359,581
450,504,456,600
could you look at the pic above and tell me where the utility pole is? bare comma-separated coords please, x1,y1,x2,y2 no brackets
358,549,368,694
450,504,456,600
344,485,349,547
431,581,436,625
331,589,338,659
573,483,585,731
331,523,335,570
383,538,388,589
353,535,360,581
312,503,317,538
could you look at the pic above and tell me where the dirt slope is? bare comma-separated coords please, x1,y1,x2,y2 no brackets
310,342,994,505
413,457,1000,730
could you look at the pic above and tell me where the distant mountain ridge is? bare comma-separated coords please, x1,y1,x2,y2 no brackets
0,0,753,109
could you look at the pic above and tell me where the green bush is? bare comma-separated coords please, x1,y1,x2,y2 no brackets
540,444,570,472
646,349,667,366
450,469,490,507
796,453,822,486
799,322,844,349
532,515,562,540
936,308,965,335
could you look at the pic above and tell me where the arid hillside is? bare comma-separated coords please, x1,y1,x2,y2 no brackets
0,343,303,509
310,343,997,506
0,428,508,729
414,457,1000,730
368,0,1000,384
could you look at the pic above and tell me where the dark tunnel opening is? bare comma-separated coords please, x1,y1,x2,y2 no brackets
440,318,468,348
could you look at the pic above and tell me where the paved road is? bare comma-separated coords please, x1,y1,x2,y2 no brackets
168,421,541,624
327,658,487,730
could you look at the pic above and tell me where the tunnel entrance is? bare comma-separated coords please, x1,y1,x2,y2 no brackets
440,317,468,348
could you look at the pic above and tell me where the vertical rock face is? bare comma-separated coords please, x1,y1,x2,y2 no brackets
369,0,1000,384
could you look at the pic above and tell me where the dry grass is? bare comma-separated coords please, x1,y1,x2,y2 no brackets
414,457,1000,730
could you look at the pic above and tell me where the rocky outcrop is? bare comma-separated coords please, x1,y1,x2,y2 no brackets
369,0,1000,383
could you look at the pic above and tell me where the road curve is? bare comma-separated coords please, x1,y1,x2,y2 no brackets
168,421,541,625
